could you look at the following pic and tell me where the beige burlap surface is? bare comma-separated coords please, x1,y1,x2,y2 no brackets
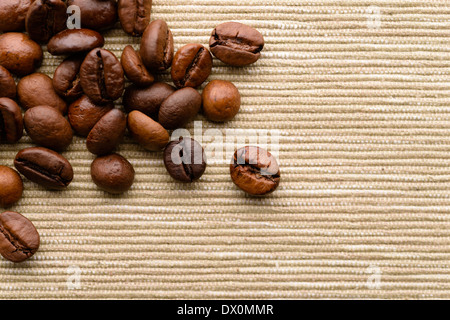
0,0,449,299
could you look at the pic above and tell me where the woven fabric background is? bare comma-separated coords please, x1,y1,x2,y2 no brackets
1,0,449,299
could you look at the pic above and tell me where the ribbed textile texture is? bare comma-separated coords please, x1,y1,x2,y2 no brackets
0,0,449,299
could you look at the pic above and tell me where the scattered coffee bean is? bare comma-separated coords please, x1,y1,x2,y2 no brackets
0,0,34,32
140,19,174,72
53,56,84,101
0,211,40,263
91,153,135,194
163,137,207,183
25,0,67,44
202,80,241,122
0,33,43,76
118,0,152,36
0,66,17,99
0,98,23,144
230,146,280,196
121,45,154,87
210,22,264,67
0,167,23,208
128,110,169,151
47,29,105,56
67,0,117,31
123,82,175,117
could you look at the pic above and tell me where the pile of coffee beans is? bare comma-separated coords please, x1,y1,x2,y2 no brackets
0,0,280,263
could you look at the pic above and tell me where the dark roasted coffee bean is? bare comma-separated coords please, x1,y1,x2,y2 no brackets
158,87,202,130
118,0,152,36
121,45,154,87
123,82,175,117
14,147,74,189
17,73,67,114
53,56,84,101
0,33,43,76
0,0,34,32
171,44,213,88
140,19,174,72
25,0,67,44
67,0,117,31
128,110,169,151
68,95,114,137
0,167,23,208
210,22,264,67
47,29,105,56
86,109,126,155
80,48,125,104
24,106,73,151
230,146,280,196
91,153,135,194
0,66,16,99
202,80,241,122
163,137,206,183
0,98,23,144
0,211,40,263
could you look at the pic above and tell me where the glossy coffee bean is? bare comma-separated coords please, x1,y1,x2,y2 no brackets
91,153,135,194
24,106,73,151
80,48,125,104
67,0,117,31
47,29,105,56
17,73,67,114
0,0,34,32
230,146,280,196
53,56,84,101
123,82,175,117
163,137,207,183
0,33,43,76
0,167,23,208
171,44,213,88
140,19,174,72
128,110,169,151
0,211,40,263
118,0,152,36
210,22,264,67
121,45,154,87
86,109,126,155
202,80,241,122
158,87,202,130
0,98,23,144
26,0,67,44
68,95,114,137
14,147,74,190
0,66,16,99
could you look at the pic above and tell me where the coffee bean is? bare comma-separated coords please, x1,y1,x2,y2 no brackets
158,87,202,130
128,110,169,151
121,45,154,87
202,80,241,122
0,66,17,99
86,109,126,155
53,56,84,101
171,44,213,89
163,137,206,183
91,153,135,194
140,19,174,72
68,95,114,137
25,0,67,44
210,22,264,67
0,211,40,263
17,73,67,114
0,167,23,208
230,146,280,196
118,0,152,36
0,33,43,76
0,98,23,144
14,147,74,190
80,48,125,104
47,29,105,56
123,82,175,117
0,0,34,32
24,105,73,151
67,0,117,31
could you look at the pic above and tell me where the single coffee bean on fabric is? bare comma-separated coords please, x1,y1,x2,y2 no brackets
80,48,125,104
0,98,23,144
140,19,174,72
24,105,73,151
0,66,17,99
202,80,241,122
25,0,67,44
123,82,175,117
118,0,152,36
17,73,67,114
0,33,43,76
67,0,117,31
68,95,114,137
0,211,40,263
171,44,213,89
163,137,207,183
158,87,202,130
47,29,105,56
91,153,135,194
0,0,34,32
0,167,23,208
52,55,84,101
121,45,154,87
210,22,264,67
127,110,169,151
230,146,280,196
14,147,74,190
